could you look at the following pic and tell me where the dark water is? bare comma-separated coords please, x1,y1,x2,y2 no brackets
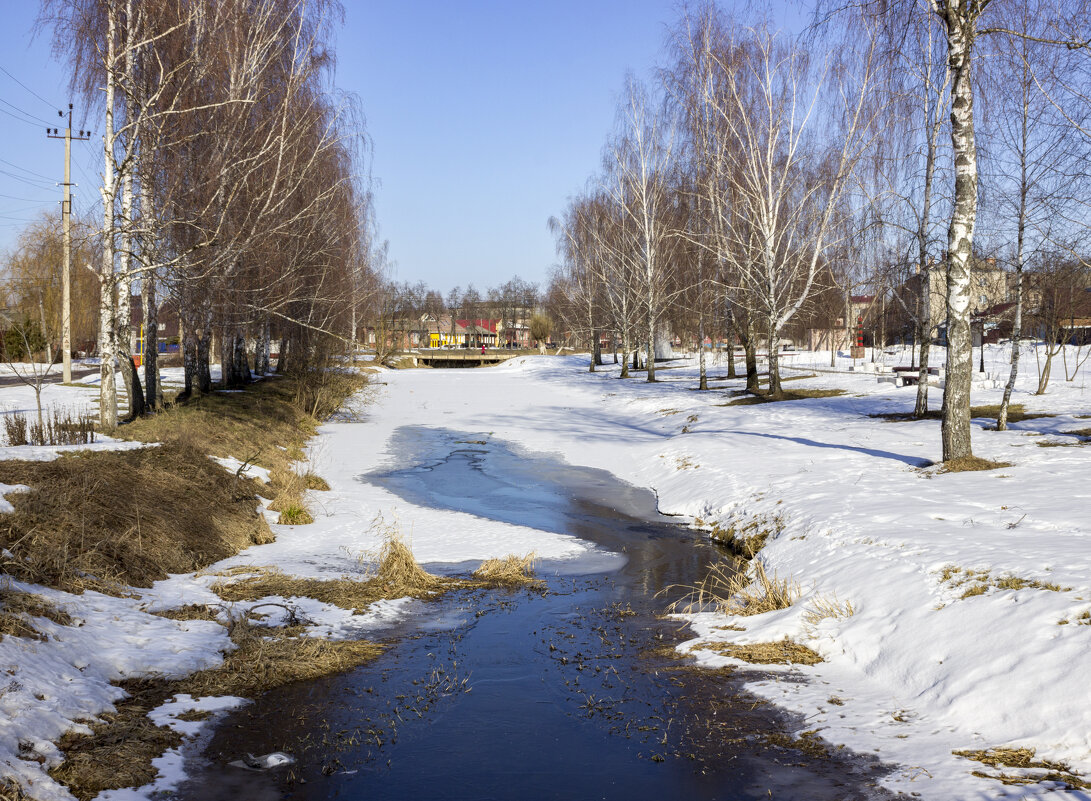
174,427,900,801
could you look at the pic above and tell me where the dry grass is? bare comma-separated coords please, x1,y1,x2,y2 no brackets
0,779,29,801
765,730,833,759
940,566,1068,599
703,511,784,560
873,404,1053,424
802,594,856,627
213,521,453,612
728,388,846,405
0,587,73,641
694,637,823,665
936,455,1012,473
954,747,1091,791
119,373,365,483
669,559,800,616
51,616,383,800
472,553,544,589
303,472,330,491
0,443,272,592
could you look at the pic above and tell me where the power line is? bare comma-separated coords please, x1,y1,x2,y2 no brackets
0,104,47,128
0,65,57,110
0,156,56,182
0,168,54,188
0,192,54,202
0,96,53,126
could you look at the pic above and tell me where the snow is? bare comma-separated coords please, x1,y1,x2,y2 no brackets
0,346,1089,799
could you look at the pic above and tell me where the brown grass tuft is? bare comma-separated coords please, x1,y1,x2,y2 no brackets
873,404,1053,424
472,553,544,589
303,473,330,491
954,747,1091,791
728,388,846,406
0,779,29,801
0,443,271,592
276,504,314,526
707,512,784,559
51,617,383,800
0,588,73,641
936,455,1012,473
695,637,823,665
668,560,800,617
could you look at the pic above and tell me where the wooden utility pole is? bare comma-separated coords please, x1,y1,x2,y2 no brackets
47,104,91,384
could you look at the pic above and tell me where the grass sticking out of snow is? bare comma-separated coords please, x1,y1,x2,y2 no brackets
51,617,384,801
694,637,823,665
765,730,834,759
725,388,847,405
940,566,1069,599
935,456,1012,473
872,403,1053,424
213,524,461,611
303,472,330,490
0,443,273,592
0,587,73,641
954,748,1091,791
472,553,544,589
703,512,784,560
669,559,800,616
0,779,29,800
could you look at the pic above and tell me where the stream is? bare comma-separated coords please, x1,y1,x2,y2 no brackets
174,426,900,800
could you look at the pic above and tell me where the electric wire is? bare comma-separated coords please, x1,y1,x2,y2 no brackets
0,65,58,110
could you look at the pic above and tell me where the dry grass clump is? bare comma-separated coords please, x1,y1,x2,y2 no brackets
0,779,29,801
0,443,272,592
874,404,1053,424
729,387,846,405
936,455,1012,473
0,587,73,641
303,472,330,491
695,637,823,665
3,407,96,447
150,604,221,622
212,568,388,614
472,553,544,589
940,566,1068,599
669,560,800,616
802,594,856,627
765,730,832,759
266,468,314,525
368,527,444,595
214,522,453,612
179,619,383,698
954,747,1091,790
51,617,383,800
703,511,784,560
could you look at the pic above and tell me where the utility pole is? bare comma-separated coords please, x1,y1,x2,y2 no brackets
47,104,91,384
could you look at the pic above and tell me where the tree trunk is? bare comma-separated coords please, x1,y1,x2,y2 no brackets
277,336,289,373
767,318,782,397
142,273,158,411
940,16,977,462
698,316,708,391
197,328,212,394
646,316,656,383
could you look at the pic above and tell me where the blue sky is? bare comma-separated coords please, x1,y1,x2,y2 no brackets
0,1,804,296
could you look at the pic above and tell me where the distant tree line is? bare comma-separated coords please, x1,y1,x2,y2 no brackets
545,1,1091,463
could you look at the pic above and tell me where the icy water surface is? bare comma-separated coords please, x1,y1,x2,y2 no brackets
175,427,900,800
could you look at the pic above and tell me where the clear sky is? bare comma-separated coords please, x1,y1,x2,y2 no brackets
0,1,805,297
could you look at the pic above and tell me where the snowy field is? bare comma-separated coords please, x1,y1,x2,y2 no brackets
0,346,1089,799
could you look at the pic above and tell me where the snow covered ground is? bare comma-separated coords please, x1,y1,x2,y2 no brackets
0,345,1089,799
